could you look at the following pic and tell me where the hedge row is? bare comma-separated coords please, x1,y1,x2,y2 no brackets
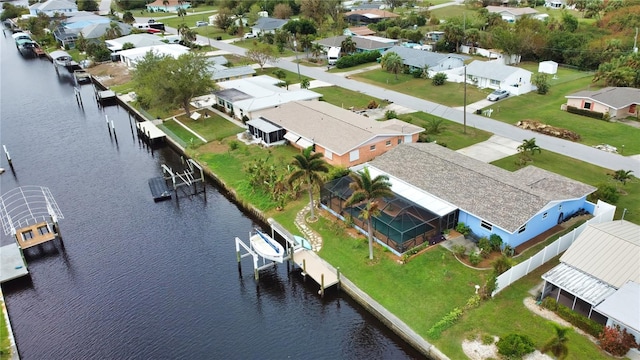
541,297,604,337
335,51,381,69
566,105,609,121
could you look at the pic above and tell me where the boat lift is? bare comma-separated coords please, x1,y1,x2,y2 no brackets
160,158,206,198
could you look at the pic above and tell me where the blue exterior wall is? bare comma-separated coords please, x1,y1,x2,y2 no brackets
458,196,591,249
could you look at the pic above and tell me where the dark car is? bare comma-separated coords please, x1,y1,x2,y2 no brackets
487,89,509,101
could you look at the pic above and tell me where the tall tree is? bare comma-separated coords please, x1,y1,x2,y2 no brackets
380,51,403,80
215,7,234,30
133,52,215,116
122,11,135,24
385,0,407,12
177,7,187,19
310,43,325,61
442,21,465,52
103,21,123,40
287,147,329,221
593,52,640,87
245,45,277,71
541,325,570,360
345,168,394,260
340,36,356,55
273,3,293,19
78,0,99,12
300,0,326,26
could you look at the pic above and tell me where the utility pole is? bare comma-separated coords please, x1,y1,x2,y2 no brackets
463,65,467,134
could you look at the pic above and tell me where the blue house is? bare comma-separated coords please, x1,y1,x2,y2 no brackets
321,143,596,255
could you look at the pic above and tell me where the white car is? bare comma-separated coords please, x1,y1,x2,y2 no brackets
243,33,256,39
196,21,208,27
487,89,510,101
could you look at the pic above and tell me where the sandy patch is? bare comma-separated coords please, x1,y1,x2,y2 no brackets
462,336,553,360
87,62,131,87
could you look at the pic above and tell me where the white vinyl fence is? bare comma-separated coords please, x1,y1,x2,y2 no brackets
492,201,616,297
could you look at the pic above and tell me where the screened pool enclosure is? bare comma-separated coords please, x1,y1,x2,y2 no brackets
321,176,458,254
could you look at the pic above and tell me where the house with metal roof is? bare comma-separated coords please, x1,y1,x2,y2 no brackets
250,17,288,36
323,142,595,253
466,60,533,95
117,44,190,68
213,76,321,121
252,101,424,168
541,220,640,345
565,87,640,120
29,0,77,16
344,9,400,25
344,26,376,37
383,46,467,72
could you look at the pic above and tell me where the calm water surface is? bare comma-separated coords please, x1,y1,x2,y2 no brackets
0,21,422,359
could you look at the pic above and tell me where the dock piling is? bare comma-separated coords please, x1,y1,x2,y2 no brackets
3,145,14,171
320,274,325,297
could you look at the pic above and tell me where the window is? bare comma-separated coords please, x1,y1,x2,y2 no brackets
518,225,526,233
480,221,492,231
542,212,548,219
349,150,360,162
583,102,592,110
558,205,562,211
324,150,333,160
386,140,391,147
490,79,500,86
370,145,376,151
397,138,402,145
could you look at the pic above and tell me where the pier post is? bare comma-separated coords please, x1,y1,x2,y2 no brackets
111,120,118,143
106,115,111,136
302,259,307,280
320,274,325,297
336,267,341,291
128,113,134,137
3,145,14,171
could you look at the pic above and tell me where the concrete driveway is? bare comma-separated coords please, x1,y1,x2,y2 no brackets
456,135,522,163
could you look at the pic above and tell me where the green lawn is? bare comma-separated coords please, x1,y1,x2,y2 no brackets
161,121,205,147
313,86,387,109
479,68,640,155
353,70,490,107
173,113,244,142
398,112,493,150
491,151,639,224
156,13,216,29
255,67,313,83
0,301,10,360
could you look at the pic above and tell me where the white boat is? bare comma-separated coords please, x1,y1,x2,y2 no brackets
250,230,285,263
50,50,73,67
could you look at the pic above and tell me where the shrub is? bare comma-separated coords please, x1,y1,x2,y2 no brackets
384,109,397,119
367,100,379,109
478,237,491,257
496,334,535,359
482,333,495,345
425,118,445,134
541,298,604,337
480,272,497,300
489,234,503,251
469,251,481,266
455,222,470,236
491,255,514,275
426,307,463,339
599,325,639,356
588,183,619,204
464,294,481,310
502,244,514,257
540,296,558,311
566,105,608,120
432,72,447,86
335,51,380,68
228,140,239,151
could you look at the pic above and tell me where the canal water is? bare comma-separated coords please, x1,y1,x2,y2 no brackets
0,22,422,359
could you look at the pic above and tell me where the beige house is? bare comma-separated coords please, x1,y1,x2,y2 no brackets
251,101,424,167
565,87,640,119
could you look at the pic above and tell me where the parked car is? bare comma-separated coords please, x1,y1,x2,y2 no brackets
487,89,509,101
196,21,208,27
243,32,256,39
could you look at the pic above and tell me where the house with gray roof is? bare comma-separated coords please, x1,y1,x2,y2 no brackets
466,60,533,96
251,17,288,36
486,6,547,22
252,101,423,167
206,56,255,83
105,34,168,52
383,46,466,72
323,142,595,254
213,75,320,121
82,22,132,41
315,35,397,54
542,220,640,347
30,0,77,16
565,87,640,119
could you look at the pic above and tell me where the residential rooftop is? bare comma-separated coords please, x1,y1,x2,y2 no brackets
566,87,640,109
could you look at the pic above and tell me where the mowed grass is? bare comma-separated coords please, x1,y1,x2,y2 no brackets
173,114,244,141
353,70,490,107
435,256,616,360
313,86,387,109
481,64,640,155
398,111,493,149
492,151,640,224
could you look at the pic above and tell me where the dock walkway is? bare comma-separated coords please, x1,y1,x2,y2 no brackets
291,249,339,292
0,243,28,283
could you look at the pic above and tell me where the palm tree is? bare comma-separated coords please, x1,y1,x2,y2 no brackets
344,168,394,260
287,147,329,221
380,51,403,80
300,78,310,89
177,8,186,19
310,43,325,62
104,21,123,40
542,324,570,359
517,138,542,156
178,24,196,43
340,36,356,55
163,0,169,12
611,169,634,185
122,11,135,24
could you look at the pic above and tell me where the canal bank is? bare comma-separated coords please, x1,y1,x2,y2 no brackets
102,80,447,359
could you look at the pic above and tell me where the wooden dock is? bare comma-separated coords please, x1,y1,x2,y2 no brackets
0,243,28,283
15,221,57,249
148,177,172,202
291,248,339,295
96,90,116,106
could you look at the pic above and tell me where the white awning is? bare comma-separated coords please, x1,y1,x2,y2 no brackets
283,132,300,143
296,137,314,149
542,263,617,306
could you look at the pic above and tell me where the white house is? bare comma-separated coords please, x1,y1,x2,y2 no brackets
213,75,321,120
105,34,168,52
382,46,466,73
251,17,288,36
466,60,533,96
29,0,77,16
117,44,190,68
485,6,547,23
145,0,191,12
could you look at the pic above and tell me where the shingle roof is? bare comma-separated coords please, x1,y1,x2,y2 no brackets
30,0,77,12
344,9,400,19
486,6,539,16
256,101,424,156
348,26,376,36
559,220,640,288
367,142,595,232
253,17,288,31
383,46,466,69
316,35,394,51
566,87,640,110
466,60,530,81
